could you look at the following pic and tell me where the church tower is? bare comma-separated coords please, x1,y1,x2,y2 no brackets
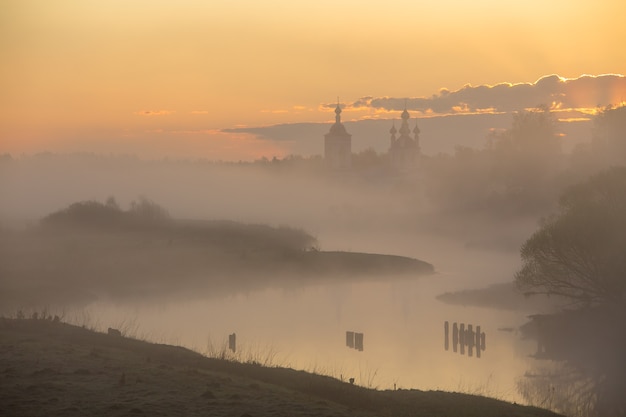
388,106,419,172
324,102,352,170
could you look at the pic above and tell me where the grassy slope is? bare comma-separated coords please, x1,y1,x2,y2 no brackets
0,318,562,417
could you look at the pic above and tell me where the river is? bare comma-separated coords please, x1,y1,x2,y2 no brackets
68,233,543,404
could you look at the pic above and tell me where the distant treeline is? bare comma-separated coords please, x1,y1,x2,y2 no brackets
40,197,317,253
5,105,622,224
41,197,171,230
1,199,433,308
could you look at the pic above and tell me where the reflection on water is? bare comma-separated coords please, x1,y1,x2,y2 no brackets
73,275,537,403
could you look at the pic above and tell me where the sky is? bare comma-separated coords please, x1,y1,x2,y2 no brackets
1,0,625,160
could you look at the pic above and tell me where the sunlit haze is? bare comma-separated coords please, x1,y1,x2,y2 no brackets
2,3,626,416
1,0,625,160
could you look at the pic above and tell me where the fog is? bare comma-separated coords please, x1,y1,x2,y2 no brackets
1,105,625,416
0,152,538,251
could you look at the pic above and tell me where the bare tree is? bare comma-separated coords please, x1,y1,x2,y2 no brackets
515,167,626,308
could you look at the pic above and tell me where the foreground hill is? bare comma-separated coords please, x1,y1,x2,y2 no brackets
0,318,562,417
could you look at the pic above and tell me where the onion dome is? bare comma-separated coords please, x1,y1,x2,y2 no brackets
334,103,342,123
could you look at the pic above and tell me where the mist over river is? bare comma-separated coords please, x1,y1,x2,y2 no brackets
0,156,568,406
64,232,543,403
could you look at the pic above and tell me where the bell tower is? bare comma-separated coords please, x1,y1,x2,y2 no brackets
324,101,352,170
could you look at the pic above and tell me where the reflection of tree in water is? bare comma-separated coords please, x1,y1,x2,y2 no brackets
515,168,626,417
517,307,626,417
518,363,596,417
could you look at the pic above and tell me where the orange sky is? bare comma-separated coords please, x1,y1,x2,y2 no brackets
1,1,625,160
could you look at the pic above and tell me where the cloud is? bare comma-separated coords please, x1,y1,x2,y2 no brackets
260,109,289,114
150,129,224,136
335,74,626,116
225,74,619,158
135,110,176,116
190,110,209,115
225,112,593,158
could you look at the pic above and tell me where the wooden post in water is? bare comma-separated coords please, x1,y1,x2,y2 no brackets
452,322,458,353
228,333,236,353
355,332,364,351
475,326,481,358
346,331,355,348
459,323,465,355
467,324,474,357
447,322,486,359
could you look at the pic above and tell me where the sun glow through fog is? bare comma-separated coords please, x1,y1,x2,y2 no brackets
0,1,625,159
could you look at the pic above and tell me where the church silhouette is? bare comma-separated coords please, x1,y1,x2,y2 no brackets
324,101,420,172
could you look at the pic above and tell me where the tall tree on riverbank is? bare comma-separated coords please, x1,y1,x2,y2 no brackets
515,166,626,307
516,167,626,417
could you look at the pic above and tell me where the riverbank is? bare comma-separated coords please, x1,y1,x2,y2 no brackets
0,212,433,310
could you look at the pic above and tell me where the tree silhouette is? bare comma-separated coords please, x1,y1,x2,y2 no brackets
515,167,626,307
516,167,626,416
592,105,626,166
487,106,562,212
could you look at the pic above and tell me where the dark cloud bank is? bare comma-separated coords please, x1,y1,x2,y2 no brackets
355,74,625,114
